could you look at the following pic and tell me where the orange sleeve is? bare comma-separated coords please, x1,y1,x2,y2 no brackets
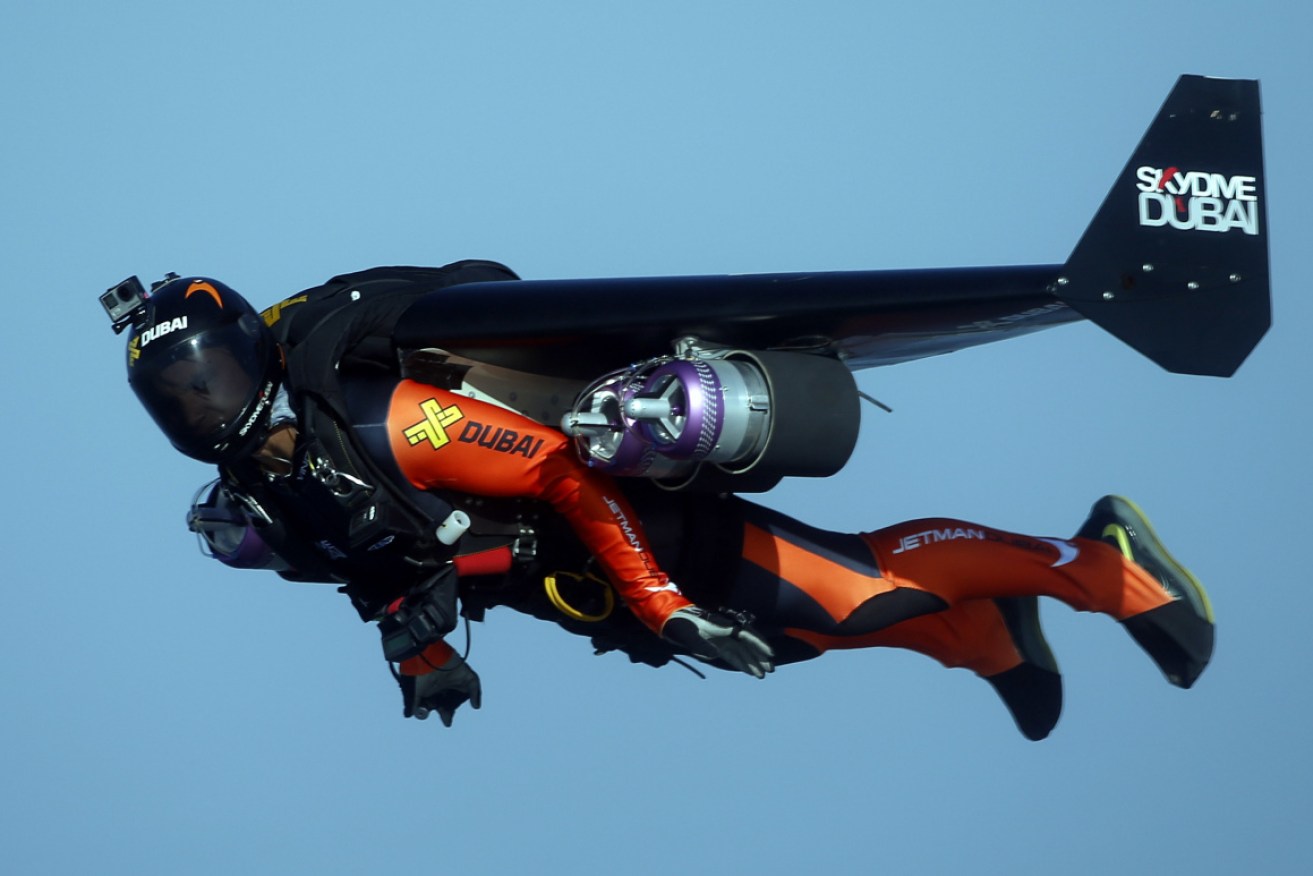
386,379,691,633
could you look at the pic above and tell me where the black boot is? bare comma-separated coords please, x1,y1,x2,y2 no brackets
1077,495,1214,688
986,596,1063,741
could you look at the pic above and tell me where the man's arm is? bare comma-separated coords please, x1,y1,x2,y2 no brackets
386,380,693,633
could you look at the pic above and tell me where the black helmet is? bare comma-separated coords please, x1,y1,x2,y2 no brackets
127,276,282,463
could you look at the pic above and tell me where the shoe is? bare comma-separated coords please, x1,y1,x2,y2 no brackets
987,596,1063,741
1076,495,1214,688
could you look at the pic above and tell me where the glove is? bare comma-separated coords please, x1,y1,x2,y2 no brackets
397,654,482,727
661,606,775,679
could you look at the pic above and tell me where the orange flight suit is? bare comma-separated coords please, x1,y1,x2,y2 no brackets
383,378,1172,682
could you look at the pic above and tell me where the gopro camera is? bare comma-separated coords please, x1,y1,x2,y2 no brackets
100,273,180,334
101,276,148,334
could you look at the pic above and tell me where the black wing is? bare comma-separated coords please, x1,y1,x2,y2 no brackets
398,75,1268,379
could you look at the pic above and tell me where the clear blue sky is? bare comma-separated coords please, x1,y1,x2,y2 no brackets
4,2,1310,874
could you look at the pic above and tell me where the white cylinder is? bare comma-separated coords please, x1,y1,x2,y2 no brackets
436,509,472,545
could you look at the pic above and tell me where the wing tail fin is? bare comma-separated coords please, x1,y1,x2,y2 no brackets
1056,75,1269,376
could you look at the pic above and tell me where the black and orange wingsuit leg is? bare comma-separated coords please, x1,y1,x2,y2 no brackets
384,379,1208,740
716,501,1208,739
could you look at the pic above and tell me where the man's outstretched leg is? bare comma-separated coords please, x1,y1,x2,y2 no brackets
786,596,1064,741
860,495,1215,688
717,502,1064,739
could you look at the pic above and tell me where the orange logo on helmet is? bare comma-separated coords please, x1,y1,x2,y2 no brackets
185,280,224,309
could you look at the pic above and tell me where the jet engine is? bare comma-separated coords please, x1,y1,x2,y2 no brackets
561,341,860,491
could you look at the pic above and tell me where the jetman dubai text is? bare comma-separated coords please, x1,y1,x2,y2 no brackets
890,527,987,554
604,496,644,553
602,495,672,590
1136,166,1259,235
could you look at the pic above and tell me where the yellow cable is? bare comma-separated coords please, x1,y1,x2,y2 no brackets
544,571,615,623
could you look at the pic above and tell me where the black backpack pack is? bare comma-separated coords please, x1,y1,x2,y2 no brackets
223,260,520,618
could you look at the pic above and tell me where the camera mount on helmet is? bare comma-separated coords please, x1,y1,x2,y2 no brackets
100,273,181,334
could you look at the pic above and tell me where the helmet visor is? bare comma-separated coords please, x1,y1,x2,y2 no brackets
130,321,271,460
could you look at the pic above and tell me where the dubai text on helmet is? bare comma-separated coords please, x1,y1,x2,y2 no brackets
139,316,189,347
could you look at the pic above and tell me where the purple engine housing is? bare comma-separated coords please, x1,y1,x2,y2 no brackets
562,354,769,478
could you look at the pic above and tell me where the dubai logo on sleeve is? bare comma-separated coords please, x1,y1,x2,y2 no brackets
403,398,465,450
